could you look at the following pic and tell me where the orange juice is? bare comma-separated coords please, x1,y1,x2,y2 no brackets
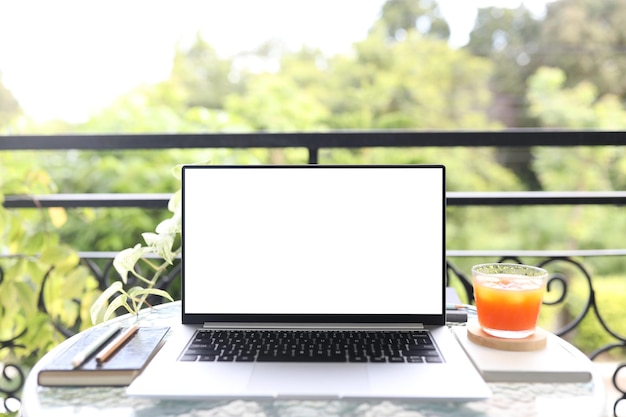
472,263,548,339
474,276,544,331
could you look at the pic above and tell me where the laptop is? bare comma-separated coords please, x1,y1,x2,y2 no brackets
127,165,491,401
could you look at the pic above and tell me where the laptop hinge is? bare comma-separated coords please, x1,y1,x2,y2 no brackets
202,322,426,330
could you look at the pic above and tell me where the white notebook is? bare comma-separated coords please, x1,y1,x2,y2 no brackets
452,324,593,383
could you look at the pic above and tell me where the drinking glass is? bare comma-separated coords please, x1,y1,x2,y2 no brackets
472,263,548,339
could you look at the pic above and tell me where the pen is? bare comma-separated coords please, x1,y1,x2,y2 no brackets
72,324,121,368
96,324,139,364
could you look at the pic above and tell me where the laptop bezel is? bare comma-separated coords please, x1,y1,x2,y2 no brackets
180,164,447,326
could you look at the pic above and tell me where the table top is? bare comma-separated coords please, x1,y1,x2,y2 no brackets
20,301,606,417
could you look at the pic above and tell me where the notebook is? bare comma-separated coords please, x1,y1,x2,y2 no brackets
452,324,593,383
127,165,491,401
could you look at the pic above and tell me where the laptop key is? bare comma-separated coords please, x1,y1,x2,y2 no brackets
186,348,218,355
404,348,439,356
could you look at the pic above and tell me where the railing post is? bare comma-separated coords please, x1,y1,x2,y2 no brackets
308,147,319,164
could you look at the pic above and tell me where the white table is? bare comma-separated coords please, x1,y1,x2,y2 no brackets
20,301,606,417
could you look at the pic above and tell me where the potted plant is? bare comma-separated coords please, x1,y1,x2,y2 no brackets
89,166,182,323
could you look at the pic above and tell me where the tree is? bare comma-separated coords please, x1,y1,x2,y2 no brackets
526,66,626,260
379,0,450,41
467,0,626,123
323,23,496,129
466,6,543,127
166,34,241,110
526,67,626,129
540,0,626,98
224,72,329,131
527,66,626,189
465,6,545,189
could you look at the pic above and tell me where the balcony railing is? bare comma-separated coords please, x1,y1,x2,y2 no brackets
2,130,626,415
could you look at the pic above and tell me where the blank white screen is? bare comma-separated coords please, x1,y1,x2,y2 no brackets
183,166,444,315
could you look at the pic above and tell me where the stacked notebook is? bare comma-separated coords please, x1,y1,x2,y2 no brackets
452,325,592,383
38,326,169,387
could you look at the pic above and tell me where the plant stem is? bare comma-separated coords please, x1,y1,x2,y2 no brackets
135,248,181,310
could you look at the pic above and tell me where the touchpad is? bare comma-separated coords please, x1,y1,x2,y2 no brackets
248,363,370,398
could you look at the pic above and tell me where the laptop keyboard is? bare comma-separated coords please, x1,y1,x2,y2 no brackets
179,329,443,363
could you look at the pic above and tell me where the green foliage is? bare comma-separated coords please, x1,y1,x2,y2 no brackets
225,72,330,131
532,148,626,260
466,5,543,125
218,24,496,131
527,67,626,129
467,0,626,127
321,25,496,129
540,0,626,98
0,155,100,365
90,168,182,323
166,35,242,110
560,275,626,358
521,65,626,273
380,0,450,41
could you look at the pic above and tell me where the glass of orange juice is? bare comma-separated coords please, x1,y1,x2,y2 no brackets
471,263,548,339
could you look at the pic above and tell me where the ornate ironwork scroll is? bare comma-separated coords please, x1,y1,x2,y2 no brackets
0,362,24,414
0,265,25,414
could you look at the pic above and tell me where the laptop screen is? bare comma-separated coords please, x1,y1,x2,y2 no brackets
182,165,445,324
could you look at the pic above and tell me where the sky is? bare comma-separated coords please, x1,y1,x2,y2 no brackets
0,0,553,123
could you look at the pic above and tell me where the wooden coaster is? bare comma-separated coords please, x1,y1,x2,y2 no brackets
466,322,547,351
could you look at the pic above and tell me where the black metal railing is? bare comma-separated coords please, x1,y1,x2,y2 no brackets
2,130,626,415
3,129,626,164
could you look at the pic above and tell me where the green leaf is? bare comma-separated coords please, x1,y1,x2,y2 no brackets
22,231,49,255
154,218,178,236
113,244,153,283
126,286,144,298
7,218,26,250
48,207,68,229
103,293,134,322
90,281,123,324
39,245,79,272
14,281,38,317
52,266,92,300
168,189,182,214
57,299,80,327
130,287,174,303
142,231,175,264
0,282,19,323
171,165,183,181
